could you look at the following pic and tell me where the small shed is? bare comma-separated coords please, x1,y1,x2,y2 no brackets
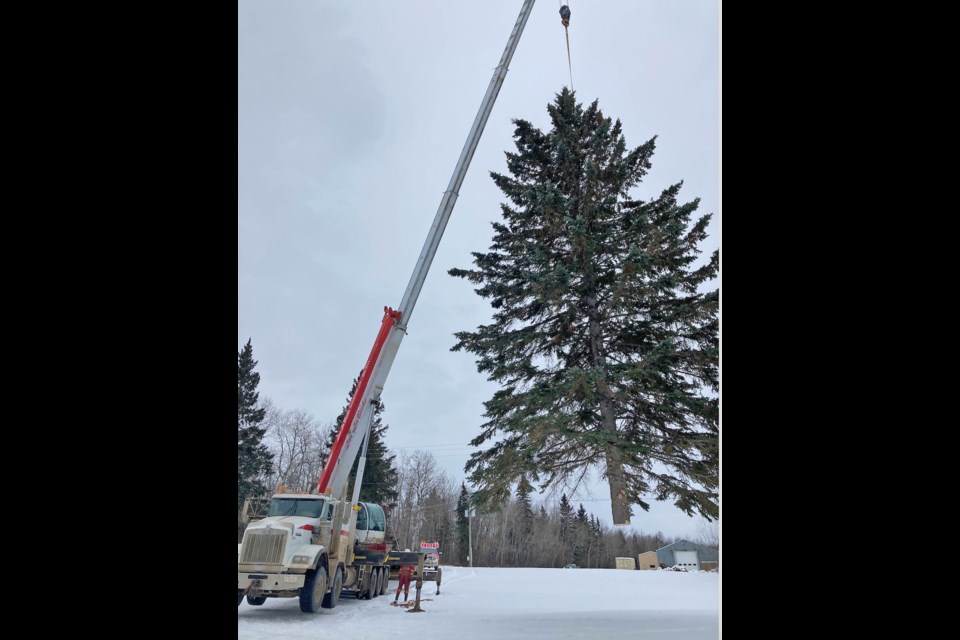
637,551,658,570
656,539,718,571
615,557,636,570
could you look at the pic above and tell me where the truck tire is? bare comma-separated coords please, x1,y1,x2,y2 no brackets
363,572,374,600
371,568,380,598
299,565,329,613
322,566,343,609
238,592,244,607
246,595,267,606
379,568,388,595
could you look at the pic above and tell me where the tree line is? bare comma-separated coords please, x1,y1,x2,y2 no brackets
240,339,691,566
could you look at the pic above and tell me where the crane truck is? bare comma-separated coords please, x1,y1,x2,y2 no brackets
237,0,538,613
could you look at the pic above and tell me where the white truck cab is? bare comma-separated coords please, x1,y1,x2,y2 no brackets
238,492,389,612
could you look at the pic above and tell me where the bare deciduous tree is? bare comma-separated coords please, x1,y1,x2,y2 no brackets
259,400,332,493
694,516,719,550
389,450,457,551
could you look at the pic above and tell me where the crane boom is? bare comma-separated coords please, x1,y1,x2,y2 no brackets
317,0,537,497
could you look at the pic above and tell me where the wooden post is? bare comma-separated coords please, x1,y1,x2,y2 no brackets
407,553,425,613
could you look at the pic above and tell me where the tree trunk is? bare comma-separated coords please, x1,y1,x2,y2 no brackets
604,438,630,525
585,284,631,526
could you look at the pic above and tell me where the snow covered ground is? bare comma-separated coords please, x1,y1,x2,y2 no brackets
238,566,719,639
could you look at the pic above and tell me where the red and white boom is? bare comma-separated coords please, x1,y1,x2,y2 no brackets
317,0,537,499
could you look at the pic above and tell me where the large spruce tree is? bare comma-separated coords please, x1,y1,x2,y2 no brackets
238,339,274,508
449,88,718,525
326,371,400,506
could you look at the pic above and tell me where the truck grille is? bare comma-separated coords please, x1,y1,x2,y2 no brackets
241,529,287,564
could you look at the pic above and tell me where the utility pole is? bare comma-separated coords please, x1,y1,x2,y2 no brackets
466,507,475,568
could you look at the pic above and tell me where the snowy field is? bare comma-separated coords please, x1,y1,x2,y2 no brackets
238,566,719,639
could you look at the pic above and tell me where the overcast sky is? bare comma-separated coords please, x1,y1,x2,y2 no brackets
238,0,720,539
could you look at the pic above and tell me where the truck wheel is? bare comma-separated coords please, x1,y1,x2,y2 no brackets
238,592,244,607
299,565,329,613
371,568,380,598
246,595,267,606
379,568,388,595
361,570,372,600
363,572,374,600
322,566,343,609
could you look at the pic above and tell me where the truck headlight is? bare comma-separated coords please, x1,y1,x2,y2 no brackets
292,555,311,565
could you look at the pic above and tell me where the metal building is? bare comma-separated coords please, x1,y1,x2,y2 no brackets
656,539,718,571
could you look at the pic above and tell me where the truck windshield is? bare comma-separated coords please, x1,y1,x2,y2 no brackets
268,498,325,518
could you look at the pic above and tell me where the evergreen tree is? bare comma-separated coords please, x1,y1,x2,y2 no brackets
513,477,535,565
613,528,630,560
327,371,400,506
572,502,589,566
515,477,535,524
590,515,605,568
455,484,471,565
238,339,274,509
450,88,718,525
558,493,573,561
575,503,588,525
324,422,338,456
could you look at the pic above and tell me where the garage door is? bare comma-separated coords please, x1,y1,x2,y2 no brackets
675,550,699,570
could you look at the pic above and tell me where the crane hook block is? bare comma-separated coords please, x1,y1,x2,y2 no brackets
560,5,571,28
